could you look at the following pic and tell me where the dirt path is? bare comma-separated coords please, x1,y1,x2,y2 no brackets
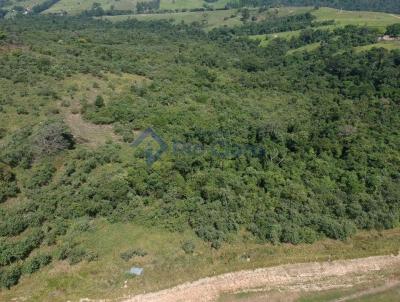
122,255,400,302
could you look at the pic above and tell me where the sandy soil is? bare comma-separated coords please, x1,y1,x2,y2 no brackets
121,254,400,302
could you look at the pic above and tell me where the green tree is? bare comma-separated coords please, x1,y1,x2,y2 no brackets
95,95,105,108
386,23,400,37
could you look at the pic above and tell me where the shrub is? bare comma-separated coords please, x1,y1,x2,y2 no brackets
57,242,95,265
67,247,87,265
0,265,21,289
280,225,301,245
0,163,19,203
25,162,56,189
386,23,400,37
84,250,98,262
120,248,147,261
0,128,33,167
32,119,75,157
56,241,76,261
23,254,52,275
0,127,6,139
181,240,195,254
16,107,29,115
0,229,44,266
70,218,92,233
95,95,105,108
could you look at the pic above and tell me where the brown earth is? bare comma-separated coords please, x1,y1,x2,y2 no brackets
120,254,400,302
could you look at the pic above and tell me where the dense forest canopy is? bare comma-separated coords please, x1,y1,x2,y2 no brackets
0,10,399,289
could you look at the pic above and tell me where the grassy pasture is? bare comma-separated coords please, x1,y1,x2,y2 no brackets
103,8,243,28
1,220,399,302
355,40,400,52
249,7,400,48
296,283,400,302
287,42,321,54
313,7,400,31
104,6,400,34
351,285,400,302
220,282,400,302
160,0,230,10
102,6,312,29
44,0,148,14
2,0,44,9
44,0,230,15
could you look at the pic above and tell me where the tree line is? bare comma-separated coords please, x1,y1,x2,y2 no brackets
226,0,400,13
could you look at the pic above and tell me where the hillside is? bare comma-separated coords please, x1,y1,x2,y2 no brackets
103,7,400,32
1,0,400,16
0,2,400,302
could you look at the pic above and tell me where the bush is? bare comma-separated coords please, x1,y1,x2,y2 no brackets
0,127,6,139
0,128,33,168
386,23,400,37
95,95,105,108
23,254,52,275
56,241,76,261
57,242,96,265
0,265,21,289
67,246,87,265
181,240,195,254
0,163,19,203
32,119,75,157
25,162,56,189
120,248,147,261
0,229,44,266
70,218,92,233
85,250,98,262
281,225,301,245
318,218,356,240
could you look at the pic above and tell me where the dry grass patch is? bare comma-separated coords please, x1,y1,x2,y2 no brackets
58,72,149,146
63,112,120,147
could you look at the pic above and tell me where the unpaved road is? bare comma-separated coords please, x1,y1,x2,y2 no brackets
123,254,400,302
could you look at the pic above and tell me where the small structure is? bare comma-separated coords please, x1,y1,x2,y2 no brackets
128,267,144,276
378,35,400,42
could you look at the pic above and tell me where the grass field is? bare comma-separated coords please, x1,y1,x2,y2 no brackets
247,7,400,48
296,283,400,302
103,6,400,34
2,0,44,9
355,40,400,52
1,219,399,302
352,285,400,302
287,42,322,54
43,0,230,15
103,8,243,28
44,0,145,14
102,6,312,29
220,283,400,302
160,0,230,10
218,262,400,301
313,7,400,31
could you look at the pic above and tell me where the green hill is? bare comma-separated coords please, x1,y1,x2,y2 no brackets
0,2,400,301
